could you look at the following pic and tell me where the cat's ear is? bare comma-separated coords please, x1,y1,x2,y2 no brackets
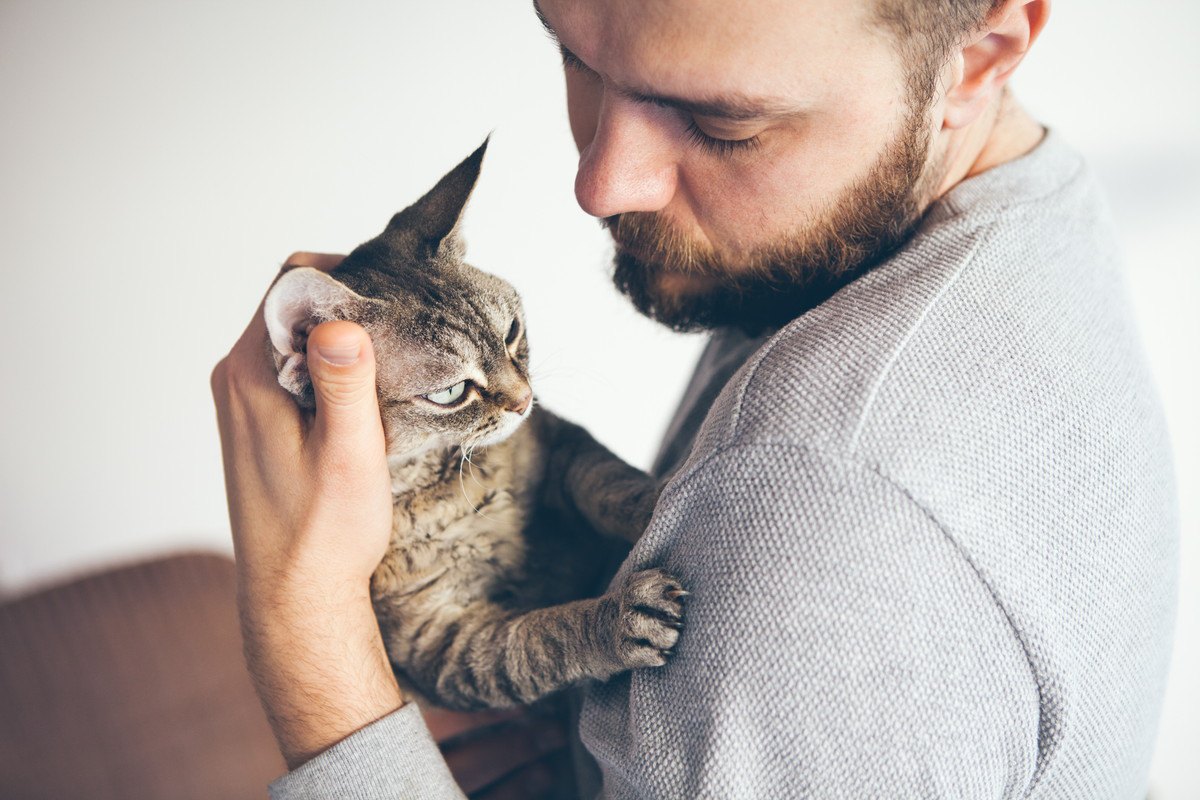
382,136,489,260
263,267,367,402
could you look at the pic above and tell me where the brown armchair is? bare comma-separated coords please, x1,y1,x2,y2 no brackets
0,553,285,799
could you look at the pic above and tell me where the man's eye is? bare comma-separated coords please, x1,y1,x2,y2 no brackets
425,381,468,406
684,119,762,158
560,47,596,78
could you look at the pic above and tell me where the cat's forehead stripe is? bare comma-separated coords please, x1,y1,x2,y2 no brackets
463,291,499,323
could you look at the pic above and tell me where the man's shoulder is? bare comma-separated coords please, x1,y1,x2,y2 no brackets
688,214,1001,463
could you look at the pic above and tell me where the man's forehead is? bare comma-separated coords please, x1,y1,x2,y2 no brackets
534,0,887,116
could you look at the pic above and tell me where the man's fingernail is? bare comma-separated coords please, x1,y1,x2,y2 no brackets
311,341,360,366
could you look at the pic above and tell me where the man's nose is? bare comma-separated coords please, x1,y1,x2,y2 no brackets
574,95,677,219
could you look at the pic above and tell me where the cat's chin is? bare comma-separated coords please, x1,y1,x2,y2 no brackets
385,436,451,469
385,409,530,466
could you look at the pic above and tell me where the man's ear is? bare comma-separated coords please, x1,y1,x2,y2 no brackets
943,0,1050,130
263,266,367,403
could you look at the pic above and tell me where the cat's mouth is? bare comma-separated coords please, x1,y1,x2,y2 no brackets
466,405,534,450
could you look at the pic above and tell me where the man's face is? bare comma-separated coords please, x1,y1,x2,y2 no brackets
536,0,951,332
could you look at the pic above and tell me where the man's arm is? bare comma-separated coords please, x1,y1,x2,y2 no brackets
581,442,1042,798
211,248,407,769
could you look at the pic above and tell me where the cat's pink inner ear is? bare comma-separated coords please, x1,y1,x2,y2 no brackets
263,267,359,356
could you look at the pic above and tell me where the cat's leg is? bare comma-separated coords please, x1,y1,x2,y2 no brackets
406,568,686,710
534,410,662,545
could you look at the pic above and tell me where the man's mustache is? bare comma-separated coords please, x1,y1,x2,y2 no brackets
601,212,724,276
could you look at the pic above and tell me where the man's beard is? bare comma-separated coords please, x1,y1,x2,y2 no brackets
605,98,943,335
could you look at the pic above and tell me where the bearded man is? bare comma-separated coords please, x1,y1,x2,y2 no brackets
211,0,1179,797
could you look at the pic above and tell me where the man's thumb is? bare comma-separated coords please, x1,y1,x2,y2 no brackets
306,320,383,448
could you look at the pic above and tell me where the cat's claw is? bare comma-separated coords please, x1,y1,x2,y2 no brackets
664,585,689,601
614,568,687,669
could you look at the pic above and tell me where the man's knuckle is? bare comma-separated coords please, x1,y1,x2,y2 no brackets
212,357,252,405
316,376,368,407
209,359,229,396
211,352,268,417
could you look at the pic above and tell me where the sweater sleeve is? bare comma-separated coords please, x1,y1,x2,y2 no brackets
578,442,1041,799
267,702,466,800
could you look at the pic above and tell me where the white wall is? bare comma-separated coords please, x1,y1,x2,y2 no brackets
1,1,1195,795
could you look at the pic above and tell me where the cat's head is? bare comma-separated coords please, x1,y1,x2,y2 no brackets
263,139,533,459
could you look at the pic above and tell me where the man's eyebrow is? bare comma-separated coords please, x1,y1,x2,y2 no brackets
531,0,805,123
626,86,805,123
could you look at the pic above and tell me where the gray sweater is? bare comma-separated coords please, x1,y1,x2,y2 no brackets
269,129,1179,799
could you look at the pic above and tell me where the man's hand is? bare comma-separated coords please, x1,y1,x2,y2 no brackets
211,251,402,769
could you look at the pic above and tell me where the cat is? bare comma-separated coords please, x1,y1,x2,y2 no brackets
262,139,686,711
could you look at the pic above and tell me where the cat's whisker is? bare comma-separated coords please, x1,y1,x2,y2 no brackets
530,356,607,388
462,446,489,491
458,444,492,518
529,353,575,382
528,348,571,372
457,449,481,515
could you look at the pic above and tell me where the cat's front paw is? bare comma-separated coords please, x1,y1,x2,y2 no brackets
614,568,687,669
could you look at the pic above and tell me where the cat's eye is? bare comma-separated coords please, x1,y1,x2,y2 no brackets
505,318,521,346
424,380,467,406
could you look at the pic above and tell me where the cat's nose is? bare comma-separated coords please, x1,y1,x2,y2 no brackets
505,388,532,415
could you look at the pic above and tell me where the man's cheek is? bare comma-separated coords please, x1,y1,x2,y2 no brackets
682,163,801,255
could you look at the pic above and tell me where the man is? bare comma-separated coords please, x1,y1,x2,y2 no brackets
211,0,1179,797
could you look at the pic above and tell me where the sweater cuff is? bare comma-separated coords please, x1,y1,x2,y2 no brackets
268,702,466,800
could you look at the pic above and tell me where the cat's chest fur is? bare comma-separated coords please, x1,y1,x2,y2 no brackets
370,422,546,604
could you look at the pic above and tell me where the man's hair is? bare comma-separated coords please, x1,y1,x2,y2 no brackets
874,0,1006,109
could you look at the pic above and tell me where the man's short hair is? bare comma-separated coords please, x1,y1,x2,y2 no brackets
874,0,1006,108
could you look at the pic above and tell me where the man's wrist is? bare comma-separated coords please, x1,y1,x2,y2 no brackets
237,567,406,770
237,558,374,613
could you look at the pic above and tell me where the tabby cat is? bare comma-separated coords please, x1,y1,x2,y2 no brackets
263,140,686,711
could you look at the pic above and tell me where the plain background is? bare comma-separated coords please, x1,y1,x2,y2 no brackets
1,0,1196,795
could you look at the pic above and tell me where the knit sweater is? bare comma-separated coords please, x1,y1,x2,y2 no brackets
268,129,1179,799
